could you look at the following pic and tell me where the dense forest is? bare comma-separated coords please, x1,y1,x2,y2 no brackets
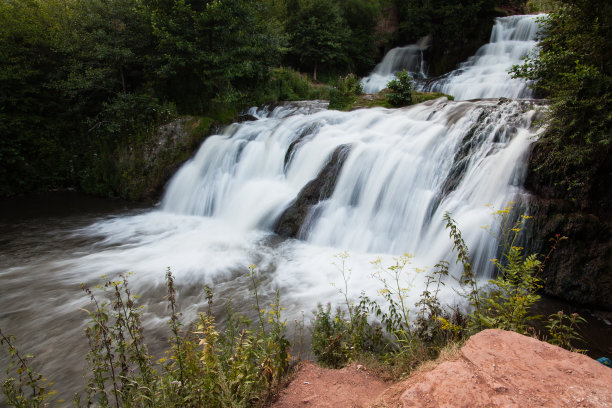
1,0,536,199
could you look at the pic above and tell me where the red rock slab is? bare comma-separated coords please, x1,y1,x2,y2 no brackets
399,329,612,408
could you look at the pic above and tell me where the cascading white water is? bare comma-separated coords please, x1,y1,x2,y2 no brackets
422,14,543,99
361,36,431,93
162,98,541,279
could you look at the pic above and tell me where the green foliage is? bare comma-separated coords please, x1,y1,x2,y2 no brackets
268,68,314,101
546,311,586,352
338,0,381,74
328,74,363,110
0,0,73,195
312,251,463,375
525,0,561,12
0,329,56,407
470,208,543,333
310,303,352,368
286,0,350,81
0,0,286,198
67,267,289,407
445,205,586,352
385,70,414,107
444,212,480,315
256,67,330,103
511,1,612,200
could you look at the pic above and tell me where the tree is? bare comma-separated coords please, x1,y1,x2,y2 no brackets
339,0,381,75
287,0,350,80
0,0,72,195
386,69,414,107
512,0,611,201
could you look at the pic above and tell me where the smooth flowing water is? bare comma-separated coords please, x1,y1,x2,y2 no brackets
361,36,430,93
362,14,543,97
423,14,542,99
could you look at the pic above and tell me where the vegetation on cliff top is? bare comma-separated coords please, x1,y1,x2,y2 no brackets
512,0,611,205
1,0,531,199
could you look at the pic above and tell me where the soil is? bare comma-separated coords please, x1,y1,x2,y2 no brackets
271,361,389,408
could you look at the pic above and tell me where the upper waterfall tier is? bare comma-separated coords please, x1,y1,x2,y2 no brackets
423,14,543,100
361,36,430,94
162,98,542,270
362,14,543,98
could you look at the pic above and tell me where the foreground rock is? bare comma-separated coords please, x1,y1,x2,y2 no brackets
375,329,612,408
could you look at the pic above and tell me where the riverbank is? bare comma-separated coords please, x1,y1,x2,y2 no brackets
273,330,612,407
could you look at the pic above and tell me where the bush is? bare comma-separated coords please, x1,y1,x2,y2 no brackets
311,303,352,368
386,70,414,107
328,74,363,110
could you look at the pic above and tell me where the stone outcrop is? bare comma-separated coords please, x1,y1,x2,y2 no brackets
274,144,351,238
525,142,612,310
388,329,612,407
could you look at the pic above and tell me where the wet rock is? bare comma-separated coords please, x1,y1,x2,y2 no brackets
274,144,351,238
525,141,612,310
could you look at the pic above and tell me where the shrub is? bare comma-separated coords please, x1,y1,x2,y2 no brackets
328,74,363,110
546,311,586,352
386,69,413,107
310,303,352,368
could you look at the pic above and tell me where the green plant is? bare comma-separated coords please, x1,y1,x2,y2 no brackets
546,311,586,352
386,70,414,107
314,252,384,366
413,261,464,347
311,303,352,368
369,254,414,340
445,205,582,347
328,74,363,110
80,274,154,407
444,212,481,318
75,267,290,408
0,329,56,407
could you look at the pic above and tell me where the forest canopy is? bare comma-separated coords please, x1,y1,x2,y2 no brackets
1,0,605,201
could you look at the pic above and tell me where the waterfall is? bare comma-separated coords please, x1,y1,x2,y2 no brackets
162,98,541,278
362,14,543,98
361,36,431,94
422,14,543,99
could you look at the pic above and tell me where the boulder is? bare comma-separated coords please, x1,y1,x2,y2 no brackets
274,144,351,238
398,329,612,407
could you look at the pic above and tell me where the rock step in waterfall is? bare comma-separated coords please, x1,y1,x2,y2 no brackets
361,14,543,99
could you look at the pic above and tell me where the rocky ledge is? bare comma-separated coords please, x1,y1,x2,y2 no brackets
377,329,612,407
274,329,612,408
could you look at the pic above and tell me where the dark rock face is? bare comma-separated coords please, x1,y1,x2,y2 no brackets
274,144,352,238
525,143,612,310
